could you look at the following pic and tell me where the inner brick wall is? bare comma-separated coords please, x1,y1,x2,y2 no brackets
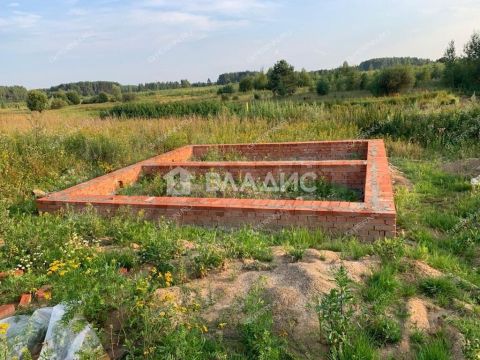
142,161,367,191
191,141,368,160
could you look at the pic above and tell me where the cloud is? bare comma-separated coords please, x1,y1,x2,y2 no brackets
0,11,41,30
8,2,20,7
142,0,278,16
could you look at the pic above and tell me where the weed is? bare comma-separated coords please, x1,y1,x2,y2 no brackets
362,265,399,310
365,316,402,346
314,266,355,357
418,277,459,306
413,332,451,360
241,277,289,359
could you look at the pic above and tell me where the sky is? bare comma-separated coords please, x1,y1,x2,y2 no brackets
0,0,479,88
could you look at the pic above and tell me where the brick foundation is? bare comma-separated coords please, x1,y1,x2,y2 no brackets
37,140,396,241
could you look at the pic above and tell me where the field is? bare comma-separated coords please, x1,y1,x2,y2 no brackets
0,87,479,359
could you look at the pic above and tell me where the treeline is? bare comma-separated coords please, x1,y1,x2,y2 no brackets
442,31,480,92
121,79,212,92
358,57,431,71
0,86,28,103
217,71,259,85
47,81,122,97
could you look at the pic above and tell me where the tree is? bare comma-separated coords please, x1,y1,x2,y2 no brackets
26,90,48,112
267,60,297,96
97,92,109,103
253,72,268,90
464,32,480,61
111,85,122,101
444,40,456,64
180,79,191,88
316,79,330,95
66,91,81,105
297,69,313,87
371,66,415,96
239,76,254,92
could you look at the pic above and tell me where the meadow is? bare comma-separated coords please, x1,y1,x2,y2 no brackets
0,86,479,359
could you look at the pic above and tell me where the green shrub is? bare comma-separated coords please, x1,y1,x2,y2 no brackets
217,84,235,95
316,79,330,95
26,90,48,112
239,76,254,92
66,91,81,105
371,66,415,95
50,98,68,109
122,92,137,102
97,92,109,103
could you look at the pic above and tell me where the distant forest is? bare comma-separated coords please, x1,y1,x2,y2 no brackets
357,57,431,71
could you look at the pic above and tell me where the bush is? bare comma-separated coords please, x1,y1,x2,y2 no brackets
371,66,415,95
316,79,330,95
26,90,48,112
217,84,235,95
97,92,110,103
122,92,137,102
66,91,81,105
50,98,68,109
239,77,254,92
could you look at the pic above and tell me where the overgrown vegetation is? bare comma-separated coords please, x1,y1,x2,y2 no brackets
0,79,479,359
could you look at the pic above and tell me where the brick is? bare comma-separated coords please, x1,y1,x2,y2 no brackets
0,304,15,320
18,293,32,308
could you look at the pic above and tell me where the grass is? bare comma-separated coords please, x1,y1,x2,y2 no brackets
0,86,479,358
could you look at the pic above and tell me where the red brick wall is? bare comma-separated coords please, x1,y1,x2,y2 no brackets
37,140,396,241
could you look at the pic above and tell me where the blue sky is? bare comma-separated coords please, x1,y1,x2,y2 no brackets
1,0,479,88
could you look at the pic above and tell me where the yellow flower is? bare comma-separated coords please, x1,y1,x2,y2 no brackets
159,311,166,317
218,322,227,329
201,325,208,333
0,323,9,335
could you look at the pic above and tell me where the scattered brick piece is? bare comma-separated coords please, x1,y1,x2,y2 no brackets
0,304,15,320
118,267,129,275
14,269,24,277
130,243,141,250
0,272,7,280
35,285,52,301
19,293,32,308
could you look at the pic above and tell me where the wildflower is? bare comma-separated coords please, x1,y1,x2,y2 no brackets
201,325,208,333
218,322,227,329
164,271,173,287
0,323,9,335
